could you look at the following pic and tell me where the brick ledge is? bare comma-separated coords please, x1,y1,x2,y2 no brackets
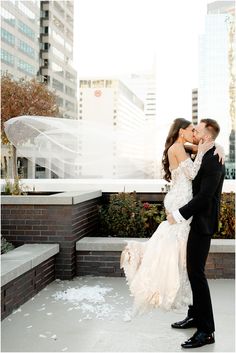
76,237,235,253
1,243,59,286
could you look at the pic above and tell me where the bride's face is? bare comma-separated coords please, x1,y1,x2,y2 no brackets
183,124,194,143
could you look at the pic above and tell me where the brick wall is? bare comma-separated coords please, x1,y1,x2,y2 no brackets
1,256,56,320
1,197,101,280
76,250,235,279
206,253,235,279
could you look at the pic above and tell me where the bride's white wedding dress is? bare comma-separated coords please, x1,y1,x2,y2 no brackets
120,153,204,314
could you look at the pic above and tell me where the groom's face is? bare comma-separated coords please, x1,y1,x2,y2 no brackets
193,122,208,144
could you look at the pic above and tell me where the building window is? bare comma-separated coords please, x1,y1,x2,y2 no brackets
106,80,113,87
52,46,64,61
1,8,15,26
65,86,75,97
1,28,15,46
17,20,35,40
92,80,104,88
52,62,64,76
65,71,75,83
52,78,64,92
66,28,73,41
52,15,64,33
65,100,75,111
54,1,65,18
67,1,73,13
1,48,14,66
18,2,35,20
17,59,36,76
18,40,35,58
52,30,64,46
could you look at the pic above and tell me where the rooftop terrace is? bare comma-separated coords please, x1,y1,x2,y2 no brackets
1,276,235,352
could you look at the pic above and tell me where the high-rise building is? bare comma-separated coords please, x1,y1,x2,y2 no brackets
39,1,77,119
1,1,40,79
192,88,198,125
1,0,78,178
122,69,159,178
78,78,148,178
1,0,77,120
198,0,235,155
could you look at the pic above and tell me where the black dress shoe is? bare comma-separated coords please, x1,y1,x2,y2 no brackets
181,331,215,348
171,316,197,329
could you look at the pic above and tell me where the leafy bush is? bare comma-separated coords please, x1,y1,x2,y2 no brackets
214,192,235,239
98,192,165,238
99,191,235,239
1,236,14,254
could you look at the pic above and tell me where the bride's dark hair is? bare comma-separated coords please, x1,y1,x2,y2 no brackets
162,118,192,182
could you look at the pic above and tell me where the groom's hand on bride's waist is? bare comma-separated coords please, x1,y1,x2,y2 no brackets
167,210,185,225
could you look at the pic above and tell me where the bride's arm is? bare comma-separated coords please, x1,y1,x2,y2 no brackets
176,141,214,180
185,143,225,164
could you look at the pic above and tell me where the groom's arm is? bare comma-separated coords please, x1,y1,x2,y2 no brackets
170,156,223,223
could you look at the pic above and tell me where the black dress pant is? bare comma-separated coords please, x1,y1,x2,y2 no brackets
186,228,215,334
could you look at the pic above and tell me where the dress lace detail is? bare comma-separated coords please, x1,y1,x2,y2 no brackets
120,151,204,315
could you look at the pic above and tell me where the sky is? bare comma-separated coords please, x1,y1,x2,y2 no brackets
73,0,212,127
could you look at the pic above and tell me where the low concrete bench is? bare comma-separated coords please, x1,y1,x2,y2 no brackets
1,243,59,320
76,237,235,279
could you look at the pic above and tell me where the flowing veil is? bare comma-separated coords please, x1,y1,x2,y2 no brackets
4,115,162,178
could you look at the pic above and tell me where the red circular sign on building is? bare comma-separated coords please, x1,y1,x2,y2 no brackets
94,90,102,97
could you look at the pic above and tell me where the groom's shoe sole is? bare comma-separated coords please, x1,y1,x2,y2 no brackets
171,317,197,329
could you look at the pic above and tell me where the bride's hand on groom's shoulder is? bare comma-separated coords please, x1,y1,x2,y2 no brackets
214,144,225,164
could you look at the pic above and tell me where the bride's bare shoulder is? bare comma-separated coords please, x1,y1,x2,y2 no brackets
168,143,185,155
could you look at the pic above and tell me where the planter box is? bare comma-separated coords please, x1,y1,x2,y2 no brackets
1,190,102,280
76,237,235,279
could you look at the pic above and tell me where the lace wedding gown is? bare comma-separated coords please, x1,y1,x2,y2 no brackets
120,153,203,314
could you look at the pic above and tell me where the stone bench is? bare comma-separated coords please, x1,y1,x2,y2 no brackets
76,237,235,279
1,243,59,320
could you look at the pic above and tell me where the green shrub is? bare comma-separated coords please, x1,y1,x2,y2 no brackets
98,192,165,238
214,192,235,239
99,191,235,239
1,237,14,254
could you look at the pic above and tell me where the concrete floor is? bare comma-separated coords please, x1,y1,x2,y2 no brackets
1,277,235,352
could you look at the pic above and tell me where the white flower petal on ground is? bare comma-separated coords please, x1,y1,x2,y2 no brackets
52,284,117,320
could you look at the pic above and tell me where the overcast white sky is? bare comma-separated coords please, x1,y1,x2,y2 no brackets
73,0,211,126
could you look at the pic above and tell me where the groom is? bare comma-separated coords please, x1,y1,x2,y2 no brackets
167,118,225,349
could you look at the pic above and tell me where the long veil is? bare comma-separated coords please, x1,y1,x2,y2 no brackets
4,115,163,179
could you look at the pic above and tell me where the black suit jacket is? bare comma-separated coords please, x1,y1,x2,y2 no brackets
179,147,225,236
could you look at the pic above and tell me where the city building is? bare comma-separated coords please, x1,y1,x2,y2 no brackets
1,1,40,79
198,0,235,157
192,88,198,125
78,78,148,178
1,0,78,179
39,0,77,119
1,0,77,120
122,69,159,178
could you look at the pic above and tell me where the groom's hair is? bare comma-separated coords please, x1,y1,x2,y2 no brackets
200,118,220,140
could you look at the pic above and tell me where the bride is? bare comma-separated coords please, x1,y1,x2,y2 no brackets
120,118,222,314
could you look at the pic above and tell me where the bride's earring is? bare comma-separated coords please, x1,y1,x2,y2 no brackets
181,134,184,138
